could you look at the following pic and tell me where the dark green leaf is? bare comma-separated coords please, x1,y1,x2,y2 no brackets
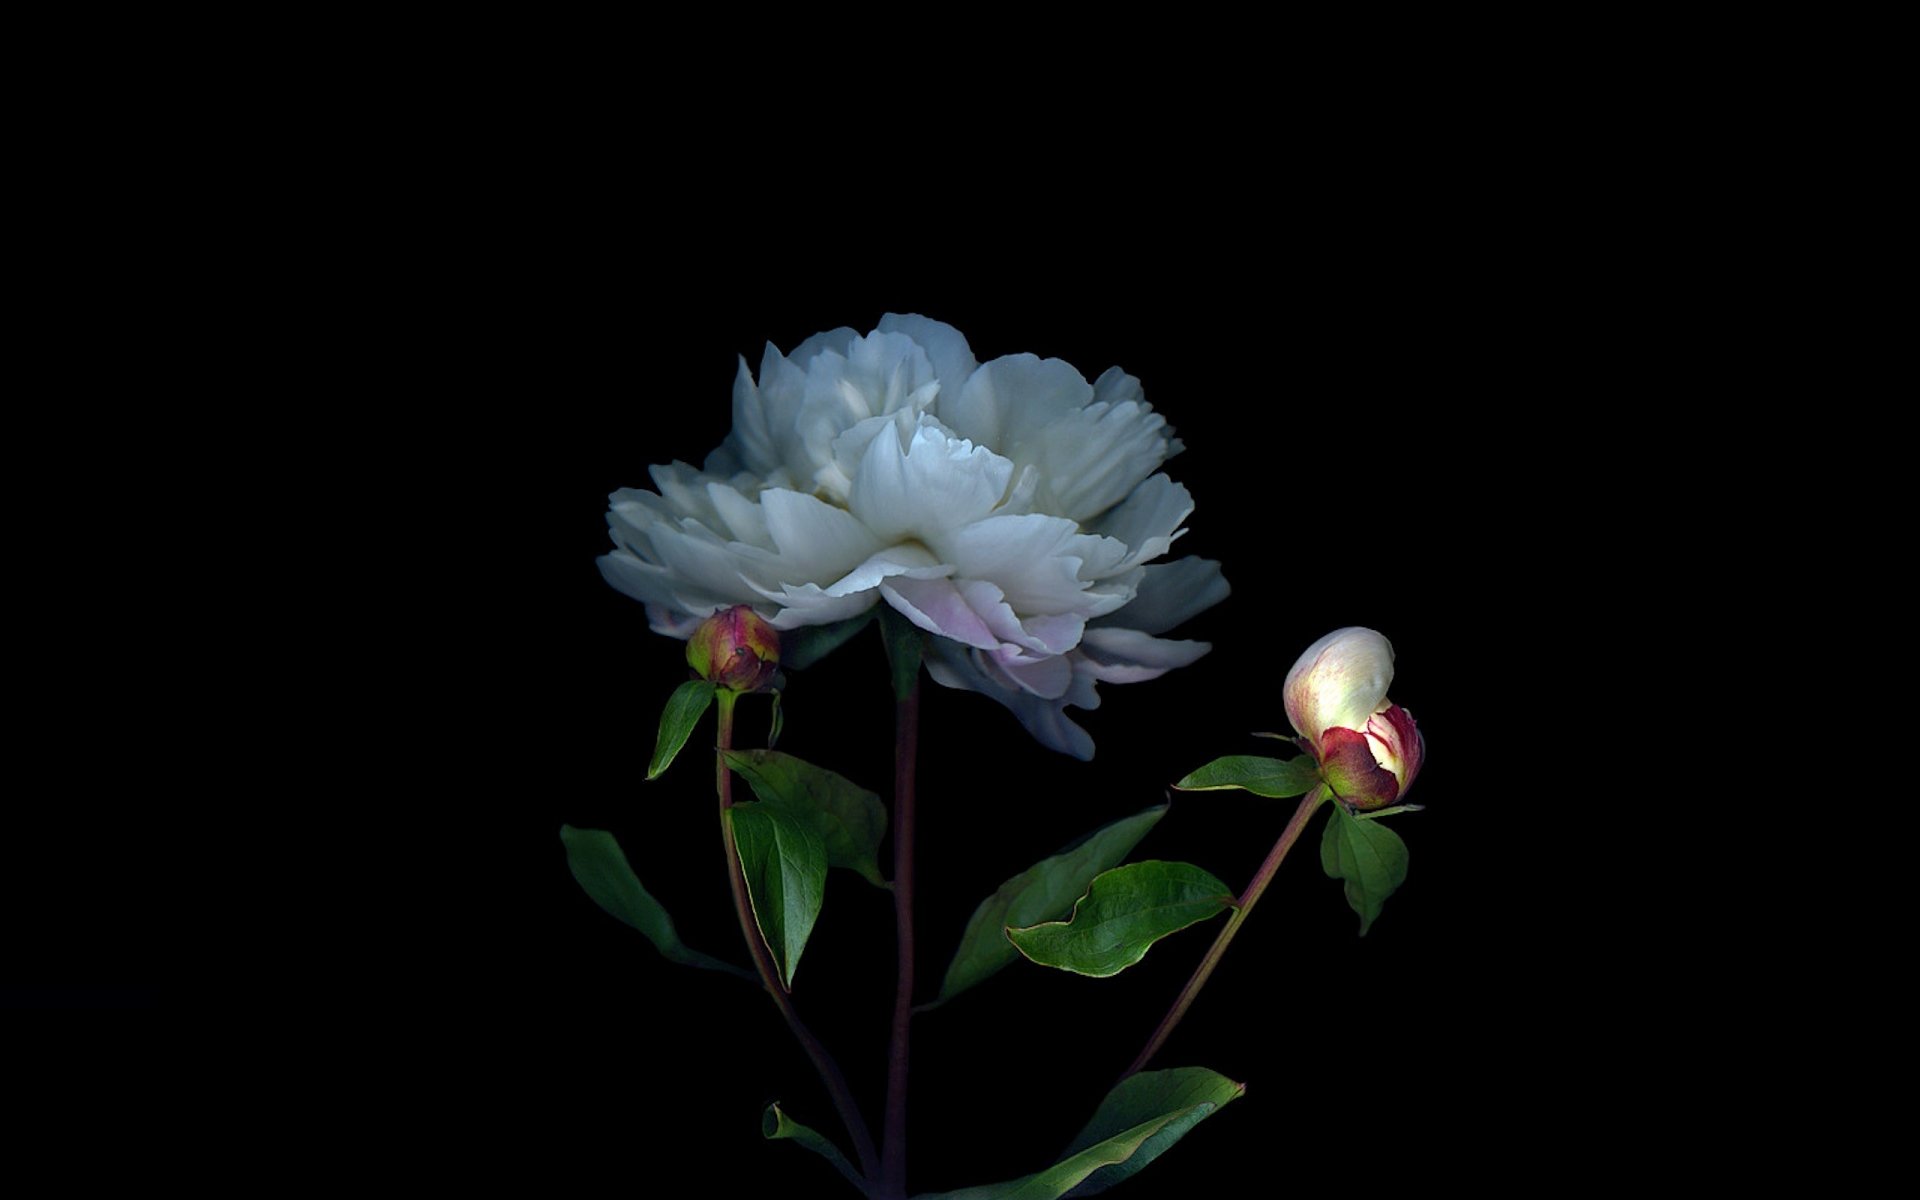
722,750,889,889
559,825,750,979
911,1067,1244,1200
762,1102,863,1192
783,611,876,671
933,805,1166,1006
1007,861,1234,978
1173,754,1318,798
1061,1068,1247,1196
729,803,827,989
1320,800,1410,936
879,605,925,701
767,690,785,749
648,680,716,780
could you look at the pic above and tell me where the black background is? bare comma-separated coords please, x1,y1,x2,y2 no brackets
448,264,1571,1196
7,227,1586,1190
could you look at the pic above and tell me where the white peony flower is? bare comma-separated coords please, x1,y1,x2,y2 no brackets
598,314,1228,758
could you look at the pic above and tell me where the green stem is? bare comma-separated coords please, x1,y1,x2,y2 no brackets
1121,784,1328,1080
716,689,882,1188
879,679,920,1200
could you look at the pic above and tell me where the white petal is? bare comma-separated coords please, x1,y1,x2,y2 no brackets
942,353,1093,453
647,522,778,604
1086,474,1193,573
1095,558,1229,636
1077,627,1212,683
823,544,951,597
760,488,884,583
760,582,880,630
1016,398,1178,522
943,515,1119,616
988,647,1074,699
1283,627,1395,740
876,313,978,406
848,418,1014,545
796,332,941,476
705,480,773,549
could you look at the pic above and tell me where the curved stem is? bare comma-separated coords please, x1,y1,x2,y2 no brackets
879,679,920,1200
715,690,882,1187
1121,784,1328,1080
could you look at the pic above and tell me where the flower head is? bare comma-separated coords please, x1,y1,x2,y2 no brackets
1282,627,1423,810
687,605,780,693
599,314,1227,758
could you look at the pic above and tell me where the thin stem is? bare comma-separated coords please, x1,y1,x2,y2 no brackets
1121,784,1328,1081
879,679,920,1200
715,689,882,1188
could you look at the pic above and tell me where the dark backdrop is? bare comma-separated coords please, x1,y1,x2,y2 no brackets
437,261,1570,1197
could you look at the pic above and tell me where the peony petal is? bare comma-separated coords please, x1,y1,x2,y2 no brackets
1014,398,1179,522
1092,558,1229,636
1282,627,1395,743
760,488,885,583
989,647,1074,699
941,513,1091,615
1077,627,1212,684
879,576,1001,650
848,417,1014,545
1085,474,1193,574
923,639,1099,760
876,313,979,406
705,480,773,549
942,353,1093,454
823,544,951,597
758,581,881,630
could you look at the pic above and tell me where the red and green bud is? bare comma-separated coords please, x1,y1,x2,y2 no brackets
1282,626,1423,811
686,605,781,693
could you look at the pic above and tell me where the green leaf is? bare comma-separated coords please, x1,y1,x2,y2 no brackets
1007,861,1234,978
762,1102,863,1192
911,1068,1244,1200
783,611,876,671
729,803,828,989
1320,800,1410,936
1060,1067,1248,1196
1174,754,1318,798
879,605,925,701
933,805,1167,1006
559,825,750,979
648,680,716,780
722,750,890,889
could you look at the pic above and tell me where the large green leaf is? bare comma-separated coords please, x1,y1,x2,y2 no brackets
722,750,889,889
648,680,716,780
1007,861,1234,978
729,803,828,989
1173,754,1318,798
1061,1068,1247,1196
933,805,1167,1006
911,1068,1244,1200
559,825,750,979
782,611,877,671
762,1102,863,1192
1319,800,1410,936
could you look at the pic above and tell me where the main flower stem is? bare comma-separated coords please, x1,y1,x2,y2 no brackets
1121,784,1328,1081
715,689,882,1187
880,678,920,1200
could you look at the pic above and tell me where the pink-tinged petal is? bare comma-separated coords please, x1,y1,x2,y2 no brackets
1318,725,1402,811
1367,704,1424,796
879,576,1002,651
1283,627,1395,742
989,647,1075,699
